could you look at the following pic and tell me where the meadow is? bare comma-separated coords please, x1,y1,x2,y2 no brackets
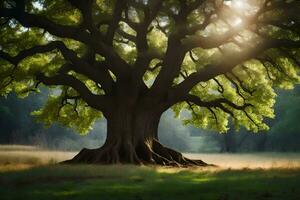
0,145,300,200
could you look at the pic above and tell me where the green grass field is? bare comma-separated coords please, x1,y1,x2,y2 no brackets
0,145,300,200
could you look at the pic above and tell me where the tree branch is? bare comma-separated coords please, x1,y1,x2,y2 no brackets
0,41,114,94
0,5,131,78
172,38,300,99
105,0,126,45
0,41,61,65
37,73,110,111
179,94,259,127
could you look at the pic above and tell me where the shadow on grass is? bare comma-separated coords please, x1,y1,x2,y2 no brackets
0,165,299,200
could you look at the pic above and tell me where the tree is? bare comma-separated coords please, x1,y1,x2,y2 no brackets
268,86,300,151
0,93,42,144
0,0,299,166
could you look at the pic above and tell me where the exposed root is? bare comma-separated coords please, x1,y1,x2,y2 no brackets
151,139,209,167
62,140,210,167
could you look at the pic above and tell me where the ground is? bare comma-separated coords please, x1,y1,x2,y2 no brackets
0,145,300,200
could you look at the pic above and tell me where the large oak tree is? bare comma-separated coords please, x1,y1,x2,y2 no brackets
0,0,300,166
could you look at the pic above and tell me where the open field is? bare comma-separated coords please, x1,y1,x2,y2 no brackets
0,145,300,200
0,145,75,172
186,153,300,169
0,145,300,170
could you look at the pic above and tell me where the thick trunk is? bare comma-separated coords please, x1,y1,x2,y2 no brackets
64,105,208,167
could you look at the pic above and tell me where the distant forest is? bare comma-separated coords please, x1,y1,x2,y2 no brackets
0,87,300,152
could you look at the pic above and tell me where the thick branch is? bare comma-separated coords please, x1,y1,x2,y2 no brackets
37,73,110,112
67,0,95,31
106,0,126,45
0,6,130,78
120,0,164,92
172,39,300,99
0,41,61,65
148,1,218,100
185,94,252,112
0,41,114,94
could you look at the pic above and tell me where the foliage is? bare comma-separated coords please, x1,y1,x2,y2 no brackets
0,0,300,135
32,94,102,134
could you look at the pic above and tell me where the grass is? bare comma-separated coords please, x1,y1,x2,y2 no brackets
0,145,75,172
0,145,300,200
186,152,300,169
1,165,300,200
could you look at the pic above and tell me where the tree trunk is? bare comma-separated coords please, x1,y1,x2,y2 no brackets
63,105,208,167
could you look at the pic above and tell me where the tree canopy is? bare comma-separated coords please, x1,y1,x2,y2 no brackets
0,0,300,134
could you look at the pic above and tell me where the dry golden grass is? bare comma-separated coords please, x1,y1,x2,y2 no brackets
0,145,75,171
185,153,300,169
0,145,39,151
0,145,300,172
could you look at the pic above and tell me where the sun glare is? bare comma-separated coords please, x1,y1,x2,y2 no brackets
232,0,247,10
224,0,255,27
232,17,243,27
224,0,251,12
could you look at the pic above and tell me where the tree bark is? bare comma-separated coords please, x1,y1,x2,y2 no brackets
63,104,208,167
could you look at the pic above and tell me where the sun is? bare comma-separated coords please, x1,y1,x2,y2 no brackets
224,0,253,27
232,0,248,10
225,0,253,13
232,17,243,27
